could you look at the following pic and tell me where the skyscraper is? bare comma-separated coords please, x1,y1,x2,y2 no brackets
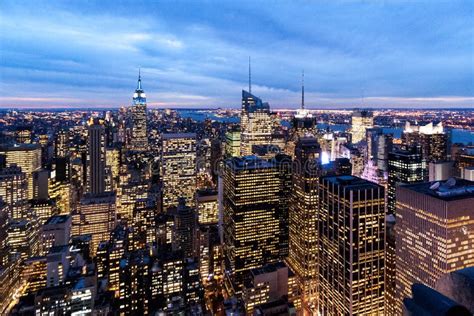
87,118,106,195
395,179,474,314
160,133,197,209
350,109,374,144
222,156,285,294
286,137,321,313
318,175,385,315
387,145,427,214
174,198,197,259
403,121,448,162
0,143,42,199
0,165,28,220
71,192,116,256
130,71,148,151
286,72,316,158
240,90,274,156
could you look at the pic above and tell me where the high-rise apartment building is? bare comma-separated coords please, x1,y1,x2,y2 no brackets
160,133,197,209
351,109,373,144
387,145,427,214
395,179,474,314
87,118,106,195
318,176,385,315
286,137,320,313
222,156,287,294
0,143,42,199
130,72,148,151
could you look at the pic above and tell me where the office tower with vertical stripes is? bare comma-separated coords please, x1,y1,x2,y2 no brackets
318,176,385,315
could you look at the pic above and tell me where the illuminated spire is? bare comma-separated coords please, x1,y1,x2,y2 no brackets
249,56,252,94
301,70,305,110
137,68,142,91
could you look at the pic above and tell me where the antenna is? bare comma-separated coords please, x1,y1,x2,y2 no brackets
248,56,252,94
301,70,305,110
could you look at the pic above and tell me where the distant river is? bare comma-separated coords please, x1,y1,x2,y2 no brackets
178,110,473,145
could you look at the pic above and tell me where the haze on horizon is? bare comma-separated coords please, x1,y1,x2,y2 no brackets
0,0,473,109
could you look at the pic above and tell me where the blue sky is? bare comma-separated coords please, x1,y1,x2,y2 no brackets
0,0,473,108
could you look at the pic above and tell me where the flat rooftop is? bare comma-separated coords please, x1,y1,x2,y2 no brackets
401,178,474,201
225,155,274,171
322,175,382,191
45,214,70,225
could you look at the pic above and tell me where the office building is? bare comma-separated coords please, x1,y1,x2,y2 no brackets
130,71,148,151
318,176,385,315
87,118,106,195
351,109,373,144
161,133,197,209
71,192,116,256
403,121,448,162
222,156,285,293
286,74,316,157
240,90,274,156
225,130,241,158
42,215,71,255
395,178,474,314
286,137,320,313
0,143,42,199
195,189,218,225
173,198,197,258
387,146,427,214
0,165,28,220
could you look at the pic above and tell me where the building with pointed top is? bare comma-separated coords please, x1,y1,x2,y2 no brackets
130,71,148,151
285,72,317,157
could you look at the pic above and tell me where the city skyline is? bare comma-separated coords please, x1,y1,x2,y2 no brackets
1,1,474,109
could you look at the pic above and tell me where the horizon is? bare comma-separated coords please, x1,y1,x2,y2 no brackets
1,1,473,108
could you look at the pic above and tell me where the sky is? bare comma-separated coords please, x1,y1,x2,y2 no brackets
0,0,473,109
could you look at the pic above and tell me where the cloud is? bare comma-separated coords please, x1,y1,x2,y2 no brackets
0,0,472,108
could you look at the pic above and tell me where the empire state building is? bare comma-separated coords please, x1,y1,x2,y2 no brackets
130,71,148,151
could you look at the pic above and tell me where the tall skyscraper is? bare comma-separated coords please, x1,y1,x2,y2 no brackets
224,130,241,158
350,109,374,144
286,137,321,313
0,165,28,220
387,145,427,214
403,121,448,162
395,179,474,314
173,198,197,259
318,175,385,315
160,133,197,209
222,156,286,294
0,143,42,199
130,71,148,151
240,90,274,156
87,118,106,195
286,72,316,158
366,127,393,172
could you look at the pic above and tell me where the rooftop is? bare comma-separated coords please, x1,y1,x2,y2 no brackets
322,175,382,191
401,178,474,201
225,155,274,171
44,214,70,225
